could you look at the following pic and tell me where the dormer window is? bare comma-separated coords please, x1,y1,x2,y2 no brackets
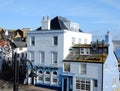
80,48,84,54
80,48,90,55
85,48,90,55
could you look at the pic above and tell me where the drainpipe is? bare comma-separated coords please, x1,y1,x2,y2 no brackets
102,63,104,91
101,40,104,91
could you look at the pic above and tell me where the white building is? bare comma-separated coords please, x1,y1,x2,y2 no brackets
27,16,92,89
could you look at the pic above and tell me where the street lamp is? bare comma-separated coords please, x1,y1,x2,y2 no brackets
13,52,19,91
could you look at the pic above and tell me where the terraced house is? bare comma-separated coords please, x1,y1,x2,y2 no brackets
26,16,92,90
62,32,119,91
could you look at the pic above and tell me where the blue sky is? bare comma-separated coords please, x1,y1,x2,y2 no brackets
0,0,120,40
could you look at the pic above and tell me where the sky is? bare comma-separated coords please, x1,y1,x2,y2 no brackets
0,0,120,40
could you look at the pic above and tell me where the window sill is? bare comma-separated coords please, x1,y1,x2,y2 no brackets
79,73,86,75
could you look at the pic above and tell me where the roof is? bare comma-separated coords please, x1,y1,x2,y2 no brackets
73,44,109,48
50,16,69,30
64,43,108,63
14,42,27,47
64,53,108,63
36,16,83,32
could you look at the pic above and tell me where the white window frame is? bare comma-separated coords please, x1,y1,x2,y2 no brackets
44,71,50,83
84,39,87,44
78,38,81,44
52,36,58,46
52,71,58,84
29,51,34,62
79,63,87,74
80,48,84,55
85,48,90,55
30,36,35,46
37,70,43,83
39,51,45,64
76,78,90,90
64,62,70,72
72,37,75,45
51,51,58,64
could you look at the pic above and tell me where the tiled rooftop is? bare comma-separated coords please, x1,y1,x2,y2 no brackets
64,43,108,63
64,53,108,63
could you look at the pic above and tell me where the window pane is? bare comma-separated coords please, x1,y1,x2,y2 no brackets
30,36,35,46
76,78,90,90
40,52,45,64
78,38,81,44
53,71,57,75
94,80,98,87
80,64,86,74
53,78,57,83
45,77,50,82
81,84,85,90
30,52,34,62
52,52,57,64
76,83,80,89
53,36,58,45
46,71,50,75
86,84,90,90
84,39,87,44
64,62,70,72
38,76,43,81
38,70,42,74
72,37,75,45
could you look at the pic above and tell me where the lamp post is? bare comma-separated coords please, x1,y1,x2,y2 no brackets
13,52,19,91
101,40,104,91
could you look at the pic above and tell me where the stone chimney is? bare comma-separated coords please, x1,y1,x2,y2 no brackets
105,31,114,54
41,16,50,30
105,31,111,44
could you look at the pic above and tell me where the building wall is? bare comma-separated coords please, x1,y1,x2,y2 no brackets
63,30,92,59
27,30,65,87
27,29,92,87
103,33,119,91
69,62,102,91
27,30,64,66
27,30,92,67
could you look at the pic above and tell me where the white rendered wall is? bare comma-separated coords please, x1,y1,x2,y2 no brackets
27,30,92,67
70,62,102,91
63,30,92,59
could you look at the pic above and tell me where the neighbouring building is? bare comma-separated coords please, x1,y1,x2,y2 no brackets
26,16,92,89
62,32,119,91
0,28,31,73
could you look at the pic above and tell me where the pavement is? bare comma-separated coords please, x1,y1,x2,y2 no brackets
0,80,58,91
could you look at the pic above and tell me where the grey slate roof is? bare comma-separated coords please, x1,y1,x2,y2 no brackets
36,16,83,32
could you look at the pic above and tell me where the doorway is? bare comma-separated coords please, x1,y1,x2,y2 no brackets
64,78,67,91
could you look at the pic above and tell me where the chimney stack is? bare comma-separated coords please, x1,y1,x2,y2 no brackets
41,16,50,30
